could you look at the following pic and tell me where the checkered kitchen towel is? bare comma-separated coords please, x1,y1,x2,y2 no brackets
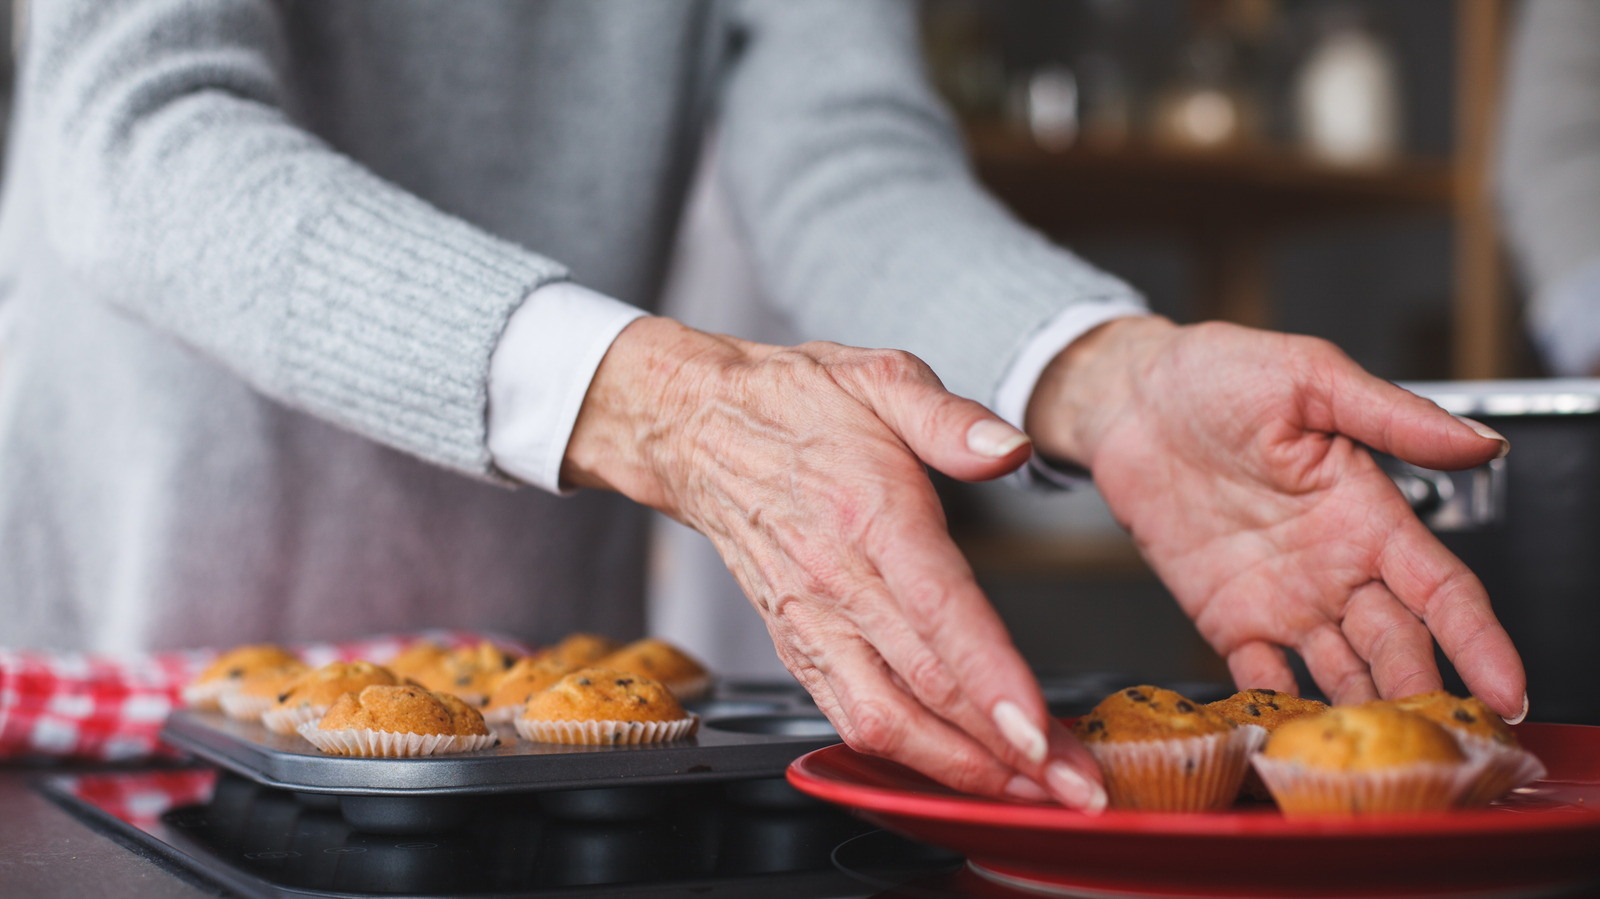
0,631,534,762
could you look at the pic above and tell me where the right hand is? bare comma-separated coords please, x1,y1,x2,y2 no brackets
561,316,1108,810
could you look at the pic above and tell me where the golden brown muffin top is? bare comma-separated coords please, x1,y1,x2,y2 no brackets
1072,686,1234,743
318,685,489,737
236,662,310,699
597,638,708,686
409,641,518,702
1207,688,1328,731
195,644,300,685
386,642,449,679
546,633,620,668
1387,691,1518,747
521,668,688,724
1263,703,1466,771
275,661,399,709
485,655,575,714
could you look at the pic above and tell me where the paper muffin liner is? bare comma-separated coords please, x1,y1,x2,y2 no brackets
663,675,712,701
219,691,279,722
1084,726,1266,811
1454,733,1547,805
181,679,234,711
482,703,527,725
514,714,699,746
296,722,498,757
262,703,328,735
1251,754,1485,815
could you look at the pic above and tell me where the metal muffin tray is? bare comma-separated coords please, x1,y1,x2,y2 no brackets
161,673,1222,833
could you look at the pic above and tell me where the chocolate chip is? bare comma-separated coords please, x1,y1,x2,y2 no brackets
635,695,648,704
614,678,634,686
277,692,291,703
1266,702,1280,711
576,677,591,686
1251,688,1277,697
502,657,515,669
1085,719,1105,733
1184,758,1197,775
1246,703,1261,717
1124,689,1148,702
1176,700,1194,713
228,667,244,678
455,675,473,687
1453,708,1477,724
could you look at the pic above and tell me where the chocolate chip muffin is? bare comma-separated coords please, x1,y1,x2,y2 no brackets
183,644,301,711
1387,691,1545,805
1072,686,1262,811
409,641,519,707
516,667,698,745
597,638,710,699
545,633,620,668
386,642,449,681
301,684,496,757
262,660,401,734
1254,702,1473,814
1207,688,1328,800
219,661,309,722
483,654,576,723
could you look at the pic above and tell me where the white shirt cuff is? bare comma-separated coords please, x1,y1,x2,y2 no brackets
487,282,647,493
992,299,1150,490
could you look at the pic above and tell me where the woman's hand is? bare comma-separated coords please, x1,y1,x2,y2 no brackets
563,317,1107,810
1027,316,1527,720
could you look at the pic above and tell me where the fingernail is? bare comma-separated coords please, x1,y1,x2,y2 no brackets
1046,761,1107,814
967,419,1031,458
992,700,1047,764
1502,692,1529,726
1454,415,1510,459
1002,775,1050,802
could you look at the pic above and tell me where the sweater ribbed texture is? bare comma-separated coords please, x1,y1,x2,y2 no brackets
0,0,1140,652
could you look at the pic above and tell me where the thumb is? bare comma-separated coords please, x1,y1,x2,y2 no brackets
832,350,1033,482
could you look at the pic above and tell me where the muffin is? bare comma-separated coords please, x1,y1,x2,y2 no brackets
219,661,309,722
262,660,401,734
1207,688,1328,800
1252,702,1477,815
299,685,497,757
1071,685,1264,811
1387,691,1546,805
408,641,518,707
516,668,699,745
182,644,301,711
482,654,576,723
386,641,449,681
544,632,620,668
596,638,711,700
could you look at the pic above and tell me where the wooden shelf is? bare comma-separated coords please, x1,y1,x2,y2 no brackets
967,127,1456,237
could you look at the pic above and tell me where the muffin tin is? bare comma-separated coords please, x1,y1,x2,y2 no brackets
161,674,1214,833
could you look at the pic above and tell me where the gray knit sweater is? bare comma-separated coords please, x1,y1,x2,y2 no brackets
0,0,1137,652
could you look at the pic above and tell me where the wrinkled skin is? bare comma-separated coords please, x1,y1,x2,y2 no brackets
563,314,1525,810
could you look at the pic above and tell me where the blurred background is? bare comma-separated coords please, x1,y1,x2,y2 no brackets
0,1,1537,690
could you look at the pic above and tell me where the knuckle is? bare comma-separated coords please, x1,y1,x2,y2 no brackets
900,649,960,712
940,747,1002,796
845,698,905,758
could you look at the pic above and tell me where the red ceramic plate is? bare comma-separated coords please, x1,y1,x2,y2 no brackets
789,723,1600,898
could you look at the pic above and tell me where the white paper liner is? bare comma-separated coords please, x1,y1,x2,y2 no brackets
1251,754,1485,815
219,690,279,722
663,675,712,701
181,679,234,711
1454,733,1547,805
296,722,498,757
262,703,327,735
482,704,522,725
1084,726,1265,811
514,714,699,746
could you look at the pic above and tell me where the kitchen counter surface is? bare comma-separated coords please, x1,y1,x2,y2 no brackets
0,766,223,899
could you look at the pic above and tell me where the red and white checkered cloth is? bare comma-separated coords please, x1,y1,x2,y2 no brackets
0,630,535,763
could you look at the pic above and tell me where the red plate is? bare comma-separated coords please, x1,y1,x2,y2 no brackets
789,723,1600,898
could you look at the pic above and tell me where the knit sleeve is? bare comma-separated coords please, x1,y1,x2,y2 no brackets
21,0,568,477
718,0,1145,406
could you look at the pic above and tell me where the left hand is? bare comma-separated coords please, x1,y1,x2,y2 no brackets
1025,316,1527,720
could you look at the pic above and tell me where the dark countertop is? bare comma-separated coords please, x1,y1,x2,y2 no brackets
0,766,224,899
